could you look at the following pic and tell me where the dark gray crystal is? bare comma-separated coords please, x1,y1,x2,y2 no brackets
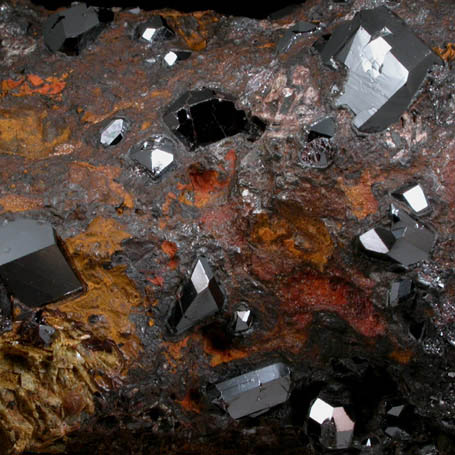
299,137,336,169
388,279,413,306
277,21,317,53
136,16,174,43
164,50,192,66
0,219,83,308
43,3,113,55
233,303,253,334
168,258,224,334
213,363,291,419
308,117,336,141
384,402,413,440
315,6,441,132
392,183,430,215
38,324,56,346
100,118,127,147
130,136,176,180
308,397,355,449
163,89,265,150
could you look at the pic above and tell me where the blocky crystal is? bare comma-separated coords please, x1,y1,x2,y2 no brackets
163,89,265,150
277,21,317,53
136,16,174,43
308,117,336,141
384,401,414,440
100,118,127,147
130,136,176,180
316,6,441,132
164,50,192,67
168,258,224,334
0,219,83,308
212,363,292,419
392,183,430,215
308,397,355,449
233,303,253,334
388,279,413,306
43,3,113,55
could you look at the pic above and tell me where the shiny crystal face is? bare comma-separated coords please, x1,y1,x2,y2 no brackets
393,183,430,215
308,398,355,449
233,303,253,333
316,6,441,132
388,279,413,306
0,219,83,307
43,4,112,55
100,118,126,147
213,363,292,419
358,205,435,266
136,16,174,43
164,50,191,67
167,258,224,334
130,136,176,180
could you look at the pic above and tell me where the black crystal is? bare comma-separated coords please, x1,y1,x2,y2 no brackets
130,136,176,180
212,363,292,419
308,117,336,142
383,401,415,440
232,303,253,334
388,279,413,306
100,118,127,147
163,89,266,150
299,137,336,169
43,3,113,55
392,183,430,216
276,21,317,53
315,6,441,132
168,258,224,334
164,50,192,66
136,16,174,43
0,219,83,308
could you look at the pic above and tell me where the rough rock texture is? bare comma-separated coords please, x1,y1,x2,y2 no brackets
0,0,455,453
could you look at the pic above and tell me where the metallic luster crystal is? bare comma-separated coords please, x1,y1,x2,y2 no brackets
392,183,430,215
277,21,317,53
43,3,113,55
100,118,127,147
212,363,292,419
136,16,174,44
388,279,413,306
130,136,176,180
233,303,253,334
308,117,336,141
316,6,441,132
360,436,382,454
168,258,224,334
0,219,83,308
308,397,355,449
164,50,192,67
163,89,266,150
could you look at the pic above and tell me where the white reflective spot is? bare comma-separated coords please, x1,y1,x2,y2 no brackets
164,51,178,66
142,28,156,42
402,184,428,213
359,229,390,254
191,259,210,293
309,398,334,424
100,119,124,146
237,310,251,323
151,149,174,175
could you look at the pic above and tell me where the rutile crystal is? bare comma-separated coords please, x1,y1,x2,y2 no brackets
43,3,113,55
233,303,253,334
0,219,83,308
308,397,355,450
164,50,192,67
392,183,430,215
168,258,224,334
163,89,265,150
388,279,413,306
316,6,441,132
308,117,336,141
212,363,292,419
130,136,176,180
136,16,174,44
100,118,127,147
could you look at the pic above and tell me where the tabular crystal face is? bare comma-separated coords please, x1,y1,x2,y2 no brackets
43,4,113,55
233,303,253,334
0,219,83,308
384,402,414,440
164,50,192,67
168,258,224,334
308,397,355,450
163,89,266,150
212,363,292,419
308,117,336,142
136,16,174,43
392,183,430,215
276,21,317,53
316,6,441,132
130,136,176,180
100,118,127,147
388,279,413,307
358,206,435,266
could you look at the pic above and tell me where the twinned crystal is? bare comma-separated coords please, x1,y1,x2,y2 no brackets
316,6,441,132
164,89,265,150
308,397,355,449
136,16,174,44
168,258,224,334
212,363,292,419
0,219,83,308
43,3,113,55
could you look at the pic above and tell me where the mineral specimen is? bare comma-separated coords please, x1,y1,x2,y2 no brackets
100,118,127,147
316,6,441,132
43,3,113,55
0,219,83,307
388,279,414,306
232,303,253,334
392,183,430,215
167,257,224,334
135,16,174,43
212,363,292,419
307,117,336,141
163,89,266,150
164,50,192,66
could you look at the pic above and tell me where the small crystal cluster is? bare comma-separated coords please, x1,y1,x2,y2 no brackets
135,16,174,43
